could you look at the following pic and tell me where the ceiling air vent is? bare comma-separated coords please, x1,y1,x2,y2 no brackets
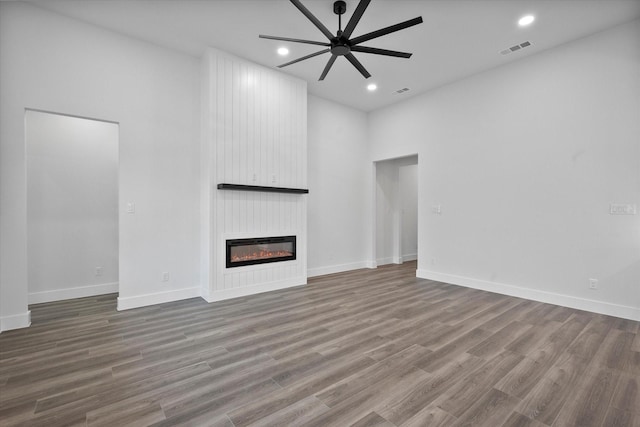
393,88,410,95
500,41,532,55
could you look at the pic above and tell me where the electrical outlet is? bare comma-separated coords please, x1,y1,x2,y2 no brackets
588,278,598,290
252,173,257,182
271,173,276,184
126,202,135,214
432,205,442,215
161,272,170,282
95,267,103,276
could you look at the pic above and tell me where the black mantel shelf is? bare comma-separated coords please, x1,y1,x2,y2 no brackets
217,183,309,194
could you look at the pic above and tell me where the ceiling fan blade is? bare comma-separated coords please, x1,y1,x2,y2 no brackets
342,0,371,39
259,35,330,47
277,48,330,68
350,46,412,58
350,16,423,45
290,0,335,40
345,53,371,79
319,55,338,81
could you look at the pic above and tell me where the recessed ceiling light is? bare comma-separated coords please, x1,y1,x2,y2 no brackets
277,47,289,56
367,83,377,91
518,15,535,27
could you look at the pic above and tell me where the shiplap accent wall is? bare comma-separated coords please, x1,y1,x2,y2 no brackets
201,48,308,301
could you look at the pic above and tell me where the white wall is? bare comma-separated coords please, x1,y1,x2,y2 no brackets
376,160,399,265
26,111,119,303
201,49,308,301
399,164,418,261
0,2,201,328
307,95,371,276
369,20,640,320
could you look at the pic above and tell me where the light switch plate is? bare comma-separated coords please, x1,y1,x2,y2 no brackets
610,203,636,215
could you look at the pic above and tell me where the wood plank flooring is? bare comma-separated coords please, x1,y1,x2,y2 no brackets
1,262,638,426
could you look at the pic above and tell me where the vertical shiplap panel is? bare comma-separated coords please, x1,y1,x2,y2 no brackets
246,66,255,233
224,57,233,182
275,75,282,187
302,83,308,187
223,56,233,239
225,272,233,289
262,69,268,185
238,63,247,237
252,68,260,239
262,67,269,235
269,72,276,187
260,70,268,235
298,81,304,187
232,62,241,236
285,79,293,188
232,61,240,185
232,269,240,289
257,67,264,185
223,58,234,289
292,81,298,188
215,53,227,292
246,65,254,185
297,81,303,187
202,52,214,295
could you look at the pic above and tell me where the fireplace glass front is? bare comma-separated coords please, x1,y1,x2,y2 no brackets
226,236,296,268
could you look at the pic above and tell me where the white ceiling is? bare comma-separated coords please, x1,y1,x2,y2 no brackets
27,0,640,112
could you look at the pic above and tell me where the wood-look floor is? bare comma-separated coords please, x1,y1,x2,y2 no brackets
1,262,639,427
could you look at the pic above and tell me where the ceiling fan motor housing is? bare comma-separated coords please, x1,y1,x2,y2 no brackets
333,1,347,15
331,42,350,56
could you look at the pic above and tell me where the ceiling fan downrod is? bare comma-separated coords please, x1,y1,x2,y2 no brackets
334,0,346,35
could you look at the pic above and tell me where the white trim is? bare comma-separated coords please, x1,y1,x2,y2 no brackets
225,259,299,274
401,253,418,262
307,261,370,278
117,287,201,311
376,257,395,266
417,269,640,322
29,282,119,304
1,311,31,332
203,277,306,303
366,260,378,269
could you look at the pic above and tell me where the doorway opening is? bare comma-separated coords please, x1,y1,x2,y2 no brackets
374,154,418,267
26,110,119,304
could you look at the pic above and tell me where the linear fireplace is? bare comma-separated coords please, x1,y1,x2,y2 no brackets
226,235,296,268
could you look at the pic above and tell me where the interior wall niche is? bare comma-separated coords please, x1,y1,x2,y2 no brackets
375,154,418,266
26,110,119,303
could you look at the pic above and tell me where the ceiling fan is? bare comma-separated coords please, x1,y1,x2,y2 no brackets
259,0,423,81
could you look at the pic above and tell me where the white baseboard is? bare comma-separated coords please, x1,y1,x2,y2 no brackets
366,260,377,269
117,287,201,311
308,261,370,278
204,277,306,303
402,253,417,262
378,256,415,266
417,269,640,322
29,282,119,304
0,311,31,332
